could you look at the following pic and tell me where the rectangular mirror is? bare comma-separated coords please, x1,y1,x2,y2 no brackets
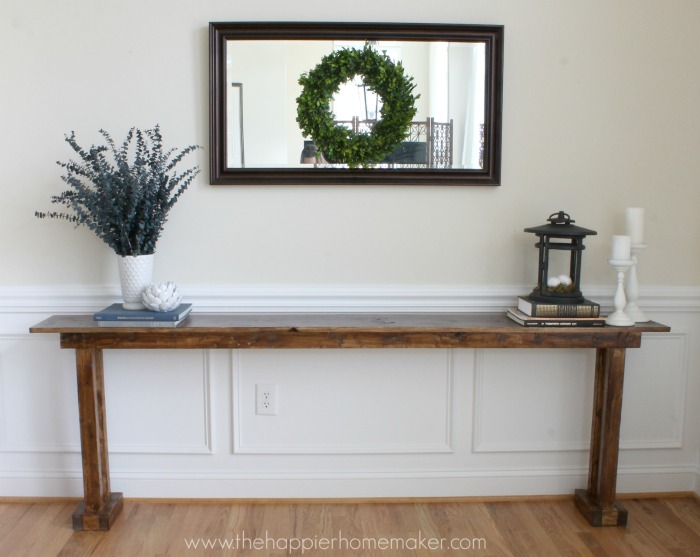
210,22,504,185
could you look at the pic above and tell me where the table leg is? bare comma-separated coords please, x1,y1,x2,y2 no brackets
574,347,628,526
73,347,123,531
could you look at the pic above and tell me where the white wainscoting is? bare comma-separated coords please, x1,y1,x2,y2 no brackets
233,349,454,454
0,285,698,498
104,350,213,455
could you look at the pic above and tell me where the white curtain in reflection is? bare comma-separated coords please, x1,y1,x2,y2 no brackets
429,43,449,122
449,43,485,169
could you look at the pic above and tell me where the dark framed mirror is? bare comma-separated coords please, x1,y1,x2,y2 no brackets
209,22,504,185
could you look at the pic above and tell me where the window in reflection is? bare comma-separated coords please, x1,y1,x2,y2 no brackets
331,41,401,122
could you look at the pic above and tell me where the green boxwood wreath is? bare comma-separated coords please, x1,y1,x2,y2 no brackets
296,44,419,168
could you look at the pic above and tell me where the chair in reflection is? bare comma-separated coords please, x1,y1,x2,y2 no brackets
317,117,453,168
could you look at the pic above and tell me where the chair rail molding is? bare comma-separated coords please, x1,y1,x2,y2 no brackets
2,284,700,315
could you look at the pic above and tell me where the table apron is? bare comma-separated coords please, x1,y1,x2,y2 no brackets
59,331,644,350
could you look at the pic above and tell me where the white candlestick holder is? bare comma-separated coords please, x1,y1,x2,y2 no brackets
606,259,635,327
624,244,650,322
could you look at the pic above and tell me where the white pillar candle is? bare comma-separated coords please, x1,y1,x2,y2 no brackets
625,207,645,245
611,235,631,261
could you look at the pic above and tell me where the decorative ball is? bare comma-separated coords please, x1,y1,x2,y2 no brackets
142,282,182,312
547,277,561,288
558,275,573,286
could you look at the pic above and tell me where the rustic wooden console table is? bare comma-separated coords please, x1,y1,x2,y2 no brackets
30,312,669,530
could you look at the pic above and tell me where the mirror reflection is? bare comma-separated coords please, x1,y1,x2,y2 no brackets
226,40,486,170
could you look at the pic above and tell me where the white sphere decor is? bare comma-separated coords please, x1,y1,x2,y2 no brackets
142,282,183,312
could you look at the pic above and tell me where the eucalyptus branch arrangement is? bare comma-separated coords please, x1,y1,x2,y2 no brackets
35,126,201,256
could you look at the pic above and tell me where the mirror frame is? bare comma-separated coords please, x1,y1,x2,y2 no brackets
209,22,504,186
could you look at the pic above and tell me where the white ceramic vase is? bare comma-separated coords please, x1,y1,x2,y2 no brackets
117,254,155,310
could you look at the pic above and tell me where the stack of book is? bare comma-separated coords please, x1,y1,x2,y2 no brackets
507,296,605,327
93,303,193,327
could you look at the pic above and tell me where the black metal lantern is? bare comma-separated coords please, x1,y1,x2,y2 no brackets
524,211,597,304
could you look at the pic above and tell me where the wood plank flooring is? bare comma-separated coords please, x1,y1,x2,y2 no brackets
1,496,698,556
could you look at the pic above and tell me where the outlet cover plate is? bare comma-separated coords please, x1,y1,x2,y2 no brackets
256,383,277,415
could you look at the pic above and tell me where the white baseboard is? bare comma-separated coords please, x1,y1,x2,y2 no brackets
0,466,695,499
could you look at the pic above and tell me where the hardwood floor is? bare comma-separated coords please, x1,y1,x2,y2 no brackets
1,496,698,556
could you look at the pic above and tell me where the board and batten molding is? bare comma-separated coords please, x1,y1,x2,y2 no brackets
0,284,697,504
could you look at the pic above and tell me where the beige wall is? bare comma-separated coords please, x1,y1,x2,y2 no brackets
3,0,699,288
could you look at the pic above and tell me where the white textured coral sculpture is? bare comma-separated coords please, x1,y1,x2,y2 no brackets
142,282,183,312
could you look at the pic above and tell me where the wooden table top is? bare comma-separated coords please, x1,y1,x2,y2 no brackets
30,313,670,350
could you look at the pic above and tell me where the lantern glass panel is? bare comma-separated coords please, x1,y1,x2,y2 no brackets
545,245,573,284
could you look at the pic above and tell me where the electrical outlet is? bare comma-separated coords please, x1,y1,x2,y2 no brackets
256,384,277,415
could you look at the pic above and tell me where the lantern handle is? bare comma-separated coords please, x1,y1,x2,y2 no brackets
548,211,574,225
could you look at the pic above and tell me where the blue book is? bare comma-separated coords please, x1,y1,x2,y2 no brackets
93,303,192,322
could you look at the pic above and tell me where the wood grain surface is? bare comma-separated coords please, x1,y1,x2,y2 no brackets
30,312,670,350
1,496,698,556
